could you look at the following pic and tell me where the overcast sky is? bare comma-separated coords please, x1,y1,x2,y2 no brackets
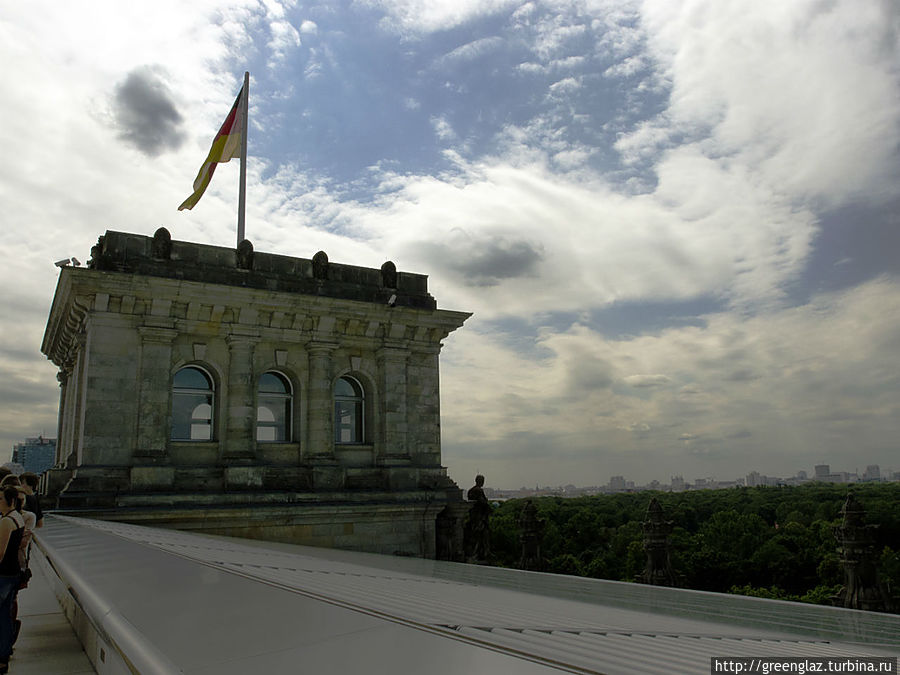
2,0,898,488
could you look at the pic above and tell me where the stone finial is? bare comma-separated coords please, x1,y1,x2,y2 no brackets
639,497,678,586
87,235,106,269
381,261,397,289
517,499,545,571
833,492,894,612
236,239,254,270
313,251,329,280
152,227,172,260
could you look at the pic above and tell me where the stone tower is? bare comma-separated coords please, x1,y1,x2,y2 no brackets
41,228,470,557
832,493,894,612
639,497,678,587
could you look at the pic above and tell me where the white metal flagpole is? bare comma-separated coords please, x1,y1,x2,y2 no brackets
237,71,249,246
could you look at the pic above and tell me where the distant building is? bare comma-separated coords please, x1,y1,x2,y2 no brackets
670,475,685,492
609,475,626,491
862,465,881,482
11,436,56,475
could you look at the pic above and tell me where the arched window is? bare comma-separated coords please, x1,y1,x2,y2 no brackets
171,366,214,441
334,376,364,444
257,371,292,442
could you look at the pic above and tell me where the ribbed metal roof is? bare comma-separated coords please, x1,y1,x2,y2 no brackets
38,515,898,675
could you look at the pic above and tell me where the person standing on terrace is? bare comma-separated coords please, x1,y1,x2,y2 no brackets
0,486,25,673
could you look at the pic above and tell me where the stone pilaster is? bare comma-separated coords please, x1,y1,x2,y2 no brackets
135,326,177,459
69,335,88,469
377,344,409,459
409,345,442,465
224,332,259,460
306,342,337,458
55,369,68,467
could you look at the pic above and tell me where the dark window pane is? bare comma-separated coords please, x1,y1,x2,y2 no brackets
172,393,212,440
257,372,292,442
335,377,360,398
173,367,212,390
259,372,288,394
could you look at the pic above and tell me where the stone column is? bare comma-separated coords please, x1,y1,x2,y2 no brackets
377,345,409,459
306,342,337,458
134,326,177,459
224,332,259,460
70,335,88,469
55,369,68,467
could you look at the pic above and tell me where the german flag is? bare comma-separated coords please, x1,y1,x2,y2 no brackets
178,85,245,211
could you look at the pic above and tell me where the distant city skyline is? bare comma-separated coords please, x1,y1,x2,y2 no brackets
486,461,898,494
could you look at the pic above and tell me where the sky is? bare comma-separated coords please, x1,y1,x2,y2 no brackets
1,0,899,489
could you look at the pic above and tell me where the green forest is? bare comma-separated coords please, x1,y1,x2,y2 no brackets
487,483,900,610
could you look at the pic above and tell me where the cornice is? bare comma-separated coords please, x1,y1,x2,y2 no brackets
41,269,471,363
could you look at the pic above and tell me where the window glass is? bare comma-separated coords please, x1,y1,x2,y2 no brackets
257,371,292,442
259,372,288,394
172,367,214,441
334,376,363,444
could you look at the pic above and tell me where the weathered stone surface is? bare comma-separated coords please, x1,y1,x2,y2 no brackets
41,229,470,558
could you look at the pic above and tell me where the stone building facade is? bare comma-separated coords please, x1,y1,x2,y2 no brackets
41,229,470,557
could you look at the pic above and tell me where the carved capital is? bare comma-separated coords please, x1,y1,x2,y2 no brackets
226,330,260,350
307,341,338,357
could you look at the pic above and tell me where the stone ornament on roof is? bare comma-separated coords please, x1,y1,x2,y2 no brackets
832,493,895,612
639,497,679,587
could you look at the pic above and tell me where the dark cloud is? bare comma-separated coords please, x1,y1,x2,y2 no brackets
725,369,760,382
113,67,184,156
587,296,724,339
446,431,596,461
566,353,614,393
417,235,543,287
0,367,58,408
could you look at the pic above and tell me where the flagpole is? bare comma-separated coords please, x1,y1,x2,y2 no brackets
237,71,249,246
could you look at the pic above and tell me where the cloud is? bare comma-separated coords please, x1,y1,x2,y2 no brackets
442,277,900,485
436,37,506,66
111,67,185,156
267,19,301,65
633,0,900,207
359,0,519,35
415,232,543,287
624,374,670,388
430,115,456,142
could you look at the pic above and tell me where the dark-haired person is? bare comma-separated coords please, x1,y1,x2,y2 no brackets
0,485,24,673
19,473,42,529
